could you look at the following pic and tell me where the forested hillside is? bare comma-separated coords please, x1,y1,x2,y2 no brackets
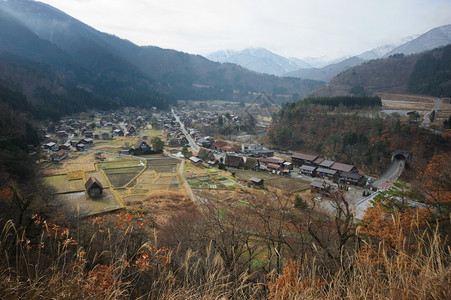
267,97,449,174
312,45,451,98
408,45,451,96
0,0,323,105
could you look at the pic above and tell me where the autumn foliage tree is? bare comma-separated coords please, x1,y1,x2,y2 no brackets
417,153,451,226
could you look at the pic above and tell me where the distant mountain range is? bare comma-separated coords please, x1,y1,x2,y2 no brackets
206,48,310,76
206,24,451,82
0,0,322,120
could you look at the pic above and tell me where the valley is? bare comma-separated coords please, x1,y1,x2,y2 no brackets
0,1,450,298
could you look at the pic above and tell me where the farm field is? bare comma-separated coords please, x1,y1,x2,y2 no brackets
233,169,311,193
379,93,451,118
146,157,179,172
117,157,183,212
53,189,122,218
139,128,163,137
98,160,146,188
43,175,84,194
91,137,138,152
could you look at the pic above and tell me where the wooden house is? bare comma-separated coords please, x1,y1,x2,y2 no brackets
330,162,357,174
131,139,152,154
80,138,94,146
126,125,136,136
319,159,335,169
197,148,215,161
251,150,274,158
113,129,124,136
291,152,318,166
50,149,68,162
44,142,58,151
300,165,316,176
339,172,366,186
85,177,103,198
242,157,258,170
101,132,110,140
224,154,243,168
250,177,264,187
310,179,331,195
316,167,339,182
267,163,283,172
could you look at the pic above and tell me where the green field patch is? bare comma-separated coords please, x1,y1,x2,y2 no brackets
250,258,267,269
237,199,250,207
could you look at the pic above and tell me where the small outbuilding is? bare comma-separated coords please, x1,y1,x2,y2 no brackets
250,177,264,187
85,177,104,198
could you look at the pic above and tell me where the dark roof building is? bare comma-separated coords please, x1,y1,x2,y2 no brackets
310,180,331,193
340,171,366,186
134,139,152,151
250,177,264,186
313,157,324,165
292,152,318,166
300,165,317,176
242,157,258,170
224,154,243,168
85,177,103,198
319,160,335,168
331,162,357,173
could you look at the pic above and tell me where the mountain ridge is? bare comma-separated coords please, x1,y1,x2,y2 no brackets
0,0,323,111
206,24,451,81
310,44,451,98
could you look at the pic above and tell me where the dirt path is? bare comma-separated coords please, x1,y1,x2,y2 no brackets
178,159,198,205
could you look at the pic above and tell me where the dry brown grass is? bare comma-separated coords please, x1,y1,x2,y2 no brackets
133,190,191,226
0,213,449,300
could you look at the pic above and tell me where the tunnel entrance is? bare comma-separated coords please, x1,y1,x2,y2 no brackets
391,150,412,161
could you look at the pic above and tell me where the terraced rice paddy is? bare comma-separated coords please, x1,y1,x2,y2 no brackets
98,160,145,188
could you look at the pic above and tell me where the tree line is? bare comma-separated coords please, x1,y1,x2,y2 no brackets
268,101,449,175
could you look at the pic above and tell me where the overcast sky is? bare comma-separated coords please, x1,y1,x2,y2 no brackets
38,0,451,59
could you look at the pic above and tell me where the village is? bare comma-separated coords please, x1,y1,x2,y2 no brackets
35,101,409,226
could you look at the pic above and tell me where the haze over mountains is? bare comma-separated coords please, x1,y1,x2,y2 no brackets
0,0,322,120
0,0,450,122
207,24,451,82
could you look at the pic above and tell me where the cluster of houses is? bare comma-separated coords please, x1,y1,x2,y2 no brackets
292,152,366,186
222,154,292,175
40,108,162,162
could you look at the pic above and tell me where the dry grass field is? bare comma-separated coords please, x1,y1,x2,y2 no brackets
53,189,123,218
233,169,310,193
379,93,451,116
